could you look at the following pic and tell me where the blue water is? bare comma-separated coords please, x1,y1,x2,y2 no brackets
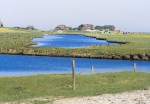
0,55,150,77
32,34,117,48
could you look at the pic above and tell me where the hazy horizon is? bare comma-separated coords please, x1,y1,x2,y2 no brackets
0,0,150,32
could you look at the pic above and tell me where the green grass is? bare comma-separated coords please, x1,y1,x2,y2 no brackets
0,28,150,60
0,72,150,102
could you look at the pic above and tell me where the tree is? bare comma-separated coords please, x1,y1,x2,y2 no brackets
95,26,103,31
95,25,115,31
26,26,35,30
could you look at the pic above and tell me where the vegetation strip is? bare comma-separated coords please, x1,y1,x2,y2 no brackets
0,72,150,102
0,28,150,60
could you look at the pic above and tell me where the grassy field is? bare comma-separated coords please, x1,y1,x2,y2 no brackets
0,72,150,102
0,28,150,60
0,29,150,102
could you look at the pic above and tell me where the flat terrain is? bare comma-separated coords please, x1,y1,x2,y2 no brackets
54,90,150,104
0,72,150,102
0,28,150,60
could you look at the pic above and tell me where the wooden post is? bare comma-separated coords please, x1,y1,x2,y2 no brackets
133,62,137,72
72,58,76,90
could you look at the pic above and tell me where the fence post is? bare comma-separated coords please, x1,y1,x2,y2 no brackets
72,58,76,90
91,65,95,74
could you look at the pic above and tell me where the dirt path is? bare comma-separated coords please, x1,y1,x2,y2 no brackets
1,90,150,104
54,90,150,104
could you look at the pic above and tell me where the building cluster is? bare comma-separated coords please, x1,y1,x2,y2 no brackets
54,24,116,32
0,19,120,33
54,25,71,32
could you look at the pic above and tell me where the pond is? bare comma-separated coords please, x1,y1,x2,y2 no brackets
0,55,150,77
32,34,118,48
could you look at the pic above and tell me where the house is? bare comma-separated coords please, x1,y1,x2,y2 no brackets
0,20,3,27
78,24,95,31
54,25,70,31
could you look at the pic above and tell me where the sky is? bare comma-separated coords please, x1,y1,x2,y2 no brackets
0,0,150,32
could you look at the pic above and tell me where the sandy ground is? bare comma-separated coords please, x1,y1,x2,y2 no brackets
54,90,150,104
1,90,150,104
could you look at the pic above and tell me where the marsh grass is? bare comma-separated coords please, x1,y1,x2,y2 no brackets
0,29,150,60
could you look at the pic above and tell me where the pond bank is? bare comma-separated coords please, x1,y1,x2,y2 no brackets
1,50,150,61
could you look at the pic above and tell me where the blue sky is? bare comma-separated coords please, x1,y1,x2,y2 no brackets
0,0,150,32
